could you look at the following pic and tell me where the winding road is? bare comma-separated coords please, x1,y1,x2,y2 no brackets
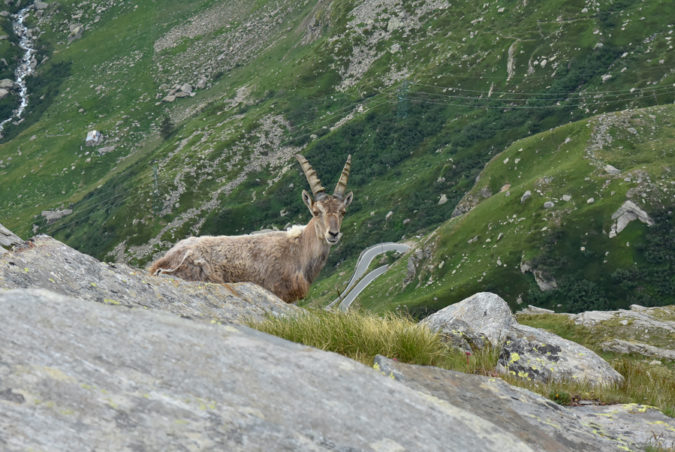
326,242,411,311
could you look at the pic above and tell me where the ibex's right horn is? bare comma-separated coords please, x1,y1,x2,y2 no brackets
296,154,326,198
333,154,351,199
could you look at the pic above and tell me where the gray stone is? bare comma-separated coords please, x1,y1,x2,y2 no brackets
0,235,298,325
604,164,621,175
543,201,554,209
497,324,624,386
421,292,515,348
520,190,531,203
0,78,12,89
600,339,675,361
518,305,555,315
180,83,193,94
40,208,73,223
34,1,49,9
562,194,572,202
608,200,654,238
0,223,22,250
374,355,658,451
0,289,540,451
0,88,8,99
438,193,448,205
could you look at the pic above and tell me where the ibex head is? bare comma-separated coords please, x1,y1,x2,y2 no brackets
296,154,354,246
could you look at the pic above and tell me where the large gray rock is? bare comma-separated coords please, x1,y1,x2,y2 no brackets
1,289,541,451
374,356,665,451
421,292,515,348
0,235,297,325
0,223,22,252
497,324,624,386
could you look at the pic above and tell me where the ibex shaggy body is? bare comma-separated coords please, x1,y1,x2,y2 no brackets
149,155,353,303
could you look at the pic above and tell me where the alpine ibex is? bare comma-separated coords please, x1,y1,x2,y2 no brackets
149,154,354,303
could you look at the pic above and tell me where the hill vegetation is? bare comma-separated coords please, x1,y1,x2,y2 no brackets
320,104,673,315
0,0,673,314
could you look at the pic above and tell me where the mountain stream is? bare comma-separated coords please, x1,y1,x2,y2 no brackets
0,5,37,137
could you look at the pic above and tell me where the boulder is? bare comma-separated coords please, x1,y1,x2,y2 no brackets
0,235,298,325
0,289,542,451
520,190,531,203
0,87,8,99
374,356,663,451
608,200,654,238
421,292,515,348
0,78,13,89
34,1,49,9
497,324,624,386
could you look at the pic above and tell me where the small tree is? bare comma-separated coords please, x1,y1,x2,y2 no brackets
160,116,174,140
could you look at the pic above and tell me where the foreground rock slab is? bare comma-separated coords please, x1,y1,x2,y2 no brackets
374,356,663,451
0,235,297,324
497,324,624,386
2,289,541,451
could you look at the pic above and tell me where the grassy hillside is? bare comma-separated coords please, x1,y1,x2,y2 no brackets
0,0,673,309
338,104,673,315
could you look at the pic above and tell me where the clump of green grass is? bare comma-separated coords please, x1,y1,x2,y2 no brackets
249,309,498,372
251,309,675,416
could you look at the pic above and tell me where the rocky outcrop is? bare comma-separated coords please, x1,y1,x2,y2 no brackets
568,304,674,350
40,208,73,223
374,356,672,451
0,223,22,252
600,339,675,361
0,235,297,325
421,292,515,348
608,200,654,238
497,324,624,386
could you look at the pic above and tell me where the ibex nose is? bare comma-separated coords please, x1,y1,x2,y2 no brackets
327,230,340,244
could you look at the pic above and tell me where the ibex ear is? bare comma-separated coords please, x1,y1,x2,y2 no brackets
343,191,354,208
301,189,314,213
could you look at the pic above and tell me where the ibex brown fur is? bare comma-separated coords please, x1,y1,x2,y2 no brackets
149,155,353,303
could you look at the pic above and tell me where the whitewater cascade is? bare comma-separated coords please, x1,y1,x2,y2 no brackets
0,5,37,137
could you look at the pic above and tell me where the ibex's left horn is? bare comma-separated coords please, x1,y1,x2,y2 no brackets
296,154,326,198
333,154,351,198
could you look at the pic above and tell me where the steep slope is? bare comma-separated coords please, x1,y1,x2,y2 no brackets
349,104,673,315
0,0,673,285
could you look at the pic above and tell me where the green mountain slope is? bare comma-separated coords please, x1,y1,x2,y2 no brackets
0,0,673,310
344,104,673,315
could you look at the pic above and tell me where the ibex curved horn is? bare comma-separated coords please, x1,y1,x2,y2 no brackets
333,154,351,199
296,154,326,198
